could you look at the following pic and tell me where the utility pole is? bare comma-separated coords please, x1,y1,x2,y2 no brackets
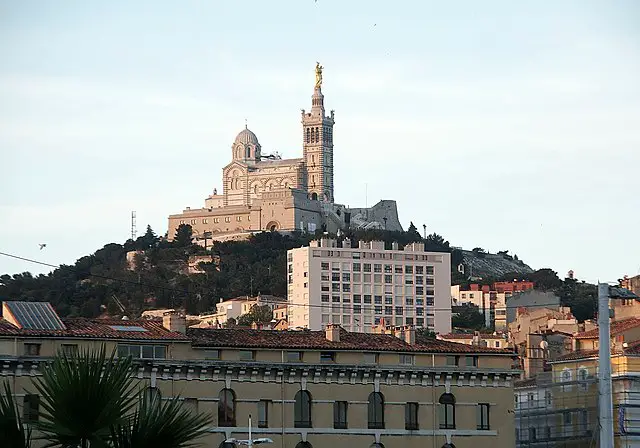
597,282,614,448
598,284,640,445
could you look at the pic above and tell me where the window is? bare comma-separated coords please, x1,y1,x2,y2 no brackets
342,273,351,282
363,353,379,364
287,351,302,362
561,368,573,391
465,356,478,367
320,351,335,362
446,356,459,367
399,354,414,365
405,402,419,430
117,344,166,360
563,411,572,425
258,400,269,428
477,403,490,430
321,262,329,270
529,427,537,441
239,351,255,361
294,390,312,428
334,401,348,429
439,393,456,429
61,344,78,356
363,263,371,272
24,343,41,356
23,394,39,422
578,367,588,391
353,263,361,272
225,217,231,223
545,390,552,405
426,266,434,275
218,388,236,426
368,392,385,429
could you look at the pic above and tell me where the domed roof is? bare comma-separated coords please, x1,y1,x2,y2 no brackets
234,126,259,146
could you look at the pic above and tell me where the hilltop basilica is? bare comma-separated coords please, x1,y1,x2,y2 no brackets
168,64,402,242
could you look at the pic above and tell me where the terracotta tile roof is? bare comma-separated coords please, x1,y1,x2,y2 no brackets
514,377,538,388
0,318,189,341
439,333,502,340
553,349,611,362
187,327,515,355
573,317,640,339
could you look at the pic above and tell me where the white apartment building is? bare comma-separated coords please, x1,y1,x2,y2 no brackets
451,285,508,330
287,238,452,334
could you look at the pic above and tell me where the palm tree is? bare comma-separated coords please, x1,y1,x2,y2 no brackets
110,393,211,448
32,346,138,448
0,380,31,448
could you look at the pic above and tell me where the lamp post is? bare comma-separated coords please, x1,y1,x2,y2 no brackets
225,414,273,447
598,284,639,446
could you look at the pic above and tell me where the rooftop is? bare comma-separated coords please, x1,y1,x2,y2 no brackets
573,317,640,339
439,333,504,340
188,327,514,355
0,317,190,341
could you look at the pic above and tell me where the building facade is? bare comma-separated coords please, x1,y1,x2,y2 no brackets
287,238,452,334
167,64,402,242
1,301,517,448
451,285,508,331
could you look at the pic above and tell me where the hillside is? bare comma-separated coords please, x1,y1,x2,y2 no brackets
0,224,542,319
459,250,534,279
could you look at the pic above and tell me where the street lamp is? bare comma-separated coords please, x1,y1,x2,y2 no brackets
598,284,639,447
225,414,273,447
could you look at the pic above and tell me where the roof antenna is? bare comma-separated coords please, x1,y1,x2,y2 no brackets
245,118,248,129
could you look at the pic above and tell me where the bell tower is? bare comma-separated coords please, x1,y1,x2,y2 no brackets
302,62,335,202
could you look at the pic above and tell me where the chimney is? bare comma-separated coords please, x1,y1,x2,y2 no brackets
163,312,186,334
403,326,416,345
391,241,399,250
325,324,341,342
472,330,481,346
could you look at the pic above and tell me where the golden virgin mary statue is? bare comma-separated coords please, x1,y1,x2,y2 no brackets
315,62,323,89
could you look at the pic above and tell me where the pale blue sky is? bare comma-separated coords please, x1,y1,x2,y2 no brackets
1,1,639,283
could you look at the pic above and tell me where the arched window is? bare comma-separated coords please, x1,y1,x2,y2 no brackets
306,128,310,143
246,146,251,158
311,192,318,201
368,392,385,429
314,127,319,142
219,443,235,448
578,367,588,391
294,390,312,428
295,443,312,448
439,393,456,429
218,388,236,427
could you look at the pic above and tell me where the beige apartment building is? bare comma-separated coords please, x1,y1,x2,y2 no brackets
287,238,452,334
451,286,508,331
1,301,517,448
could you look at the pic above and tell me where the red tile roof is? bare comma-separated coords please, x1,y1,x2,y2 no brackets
573,317,640,339
188,327,515,355
0,318,189,341
439,333,502,340
514,377,538,388
554,349,601,362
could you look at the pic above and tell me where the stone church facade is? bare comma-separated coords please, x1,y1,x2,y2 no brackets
168,65,402,242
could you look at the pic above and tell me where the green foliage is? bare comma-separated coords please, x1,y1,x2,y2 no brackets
236,304,274,326
32,346,139,447
416,328,436,339
452,304,486,330
558,277,597,322
0,381,31,448
173,225,194,248
110,394,211,448
407,222,422,240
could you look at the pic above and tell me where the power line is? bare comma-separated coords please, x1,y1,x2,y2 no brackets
0,250,605,315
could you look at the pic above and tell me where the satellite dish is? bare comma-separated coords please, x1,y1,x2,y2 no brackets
539,340,549,350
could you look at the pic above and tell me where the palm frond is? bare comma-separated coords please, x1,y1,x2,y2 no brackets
0,380,31,448
31,345,139,447
111,393,212,448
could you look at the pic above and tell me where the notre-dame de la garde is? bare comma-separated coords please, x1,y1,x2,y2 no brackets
168,64,402,243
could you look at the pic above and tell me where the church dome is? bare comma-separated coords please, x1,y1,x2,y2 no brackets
234,127,259,146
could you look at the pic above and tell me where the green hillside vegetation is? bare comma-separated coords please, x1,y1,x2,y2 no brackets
0,224,596,321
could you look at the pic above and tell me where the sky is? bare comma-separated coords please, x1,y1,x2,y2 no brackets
1,0,639,284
